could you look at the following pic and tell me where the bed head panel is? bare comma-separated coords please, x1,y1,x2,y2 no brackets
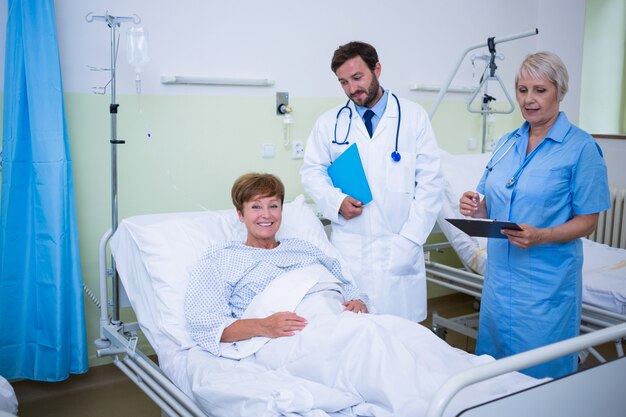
110,195,346,351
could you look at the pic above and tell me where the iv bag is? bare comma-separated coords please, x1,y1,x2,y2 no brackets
126,26,150,94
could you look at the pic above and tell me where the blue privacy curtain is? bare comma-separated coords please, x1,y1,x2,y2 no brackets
0,0,88,380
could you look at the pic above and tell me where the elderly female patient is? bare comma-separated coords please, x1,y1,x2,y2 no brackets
185,173,535,417
186,172,368,352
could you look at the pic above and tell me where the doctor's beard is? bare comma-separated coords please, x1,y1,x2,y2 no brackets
351,76,382,108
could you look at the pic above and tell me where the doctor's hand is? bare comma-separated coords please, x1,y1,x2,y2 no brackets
343,299,368,314
260,312,307,338
459,191,487,219
501,224,545,249
339,196,364,220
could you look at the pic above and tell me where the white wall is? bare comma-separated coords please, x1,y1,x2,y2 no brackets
580,0,626,134
47,1,580,109
0,1,590,127
537,0,587,123
597,138,626,190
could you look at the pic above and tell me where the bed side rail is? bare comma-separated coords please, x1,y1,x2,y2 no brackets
97,228,208,417
425,322,626,417
98,323,207,417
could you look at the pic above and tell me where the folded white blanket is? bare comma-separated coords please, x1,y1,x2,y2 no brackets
221,264,335,359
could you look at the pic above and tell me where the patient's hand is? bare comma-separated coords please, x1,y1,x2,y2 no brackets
343,299,368,314
261,311,308,338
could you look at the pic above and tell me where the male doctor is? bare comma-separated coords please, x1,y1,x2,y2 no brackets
300,41,443,322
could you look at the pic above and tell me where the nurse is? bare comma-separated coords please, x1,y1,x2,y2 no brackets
300,41,443,322
459,51,610,378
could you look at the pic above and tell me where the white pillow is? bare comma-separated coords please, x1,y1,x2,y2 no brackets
110,194,345,350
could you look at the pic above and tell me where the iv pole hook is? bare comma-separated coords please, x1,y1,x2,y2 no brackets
466,36,516,116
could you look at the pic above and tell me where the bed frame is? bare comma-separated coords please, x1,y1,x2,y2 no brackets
95,229,206,417
424,242,626,363
96,228,626,417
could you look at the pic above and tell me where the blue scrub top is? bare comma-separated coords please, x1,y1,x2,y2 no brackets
476,112,610,379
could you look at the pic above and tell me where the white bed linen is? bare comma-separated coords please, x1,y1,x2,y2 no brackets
187,264,540,417
0,376,17,415
582,239,626,314
110,194,543,417
438,150,626,314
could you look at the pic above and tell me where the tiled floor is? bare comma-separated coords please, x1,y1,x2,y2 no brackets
9,293,624,416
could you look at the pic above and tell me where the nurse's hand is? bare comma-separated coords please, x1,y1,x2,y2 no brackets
343,299,368,314
459,191,487,218
501,224,545,249
339,196,363,220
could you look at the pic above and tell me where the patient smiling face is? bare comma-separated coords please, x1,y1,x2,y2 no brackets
238,195,283,249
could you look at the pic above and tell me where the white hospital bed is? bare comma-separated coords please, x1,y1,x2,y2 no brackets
96,194,626,417
427,150,626,362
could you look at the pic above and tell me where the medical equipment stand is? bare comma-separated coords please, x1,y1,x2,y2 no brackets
466,37,516,152
86,12,140,325
428,29,539,151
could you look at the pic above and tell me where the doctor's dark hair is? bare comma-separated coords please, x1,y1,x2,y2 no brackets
515,51,569,101
331,41,379,73
231,173,285,212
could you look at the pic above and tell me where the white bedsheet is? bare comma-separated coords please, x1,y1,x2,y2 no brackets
438,150,626,314
582,239,626,314
186,265,541,417
0,376,17,415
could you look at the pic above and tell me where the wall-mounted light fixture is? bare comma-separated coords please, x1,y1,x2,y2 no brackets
160,75,274,87
410,84,476,94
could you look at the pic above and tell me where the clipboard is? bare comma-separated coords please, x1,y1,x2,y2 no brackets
327,143,373,204
445,218,522,238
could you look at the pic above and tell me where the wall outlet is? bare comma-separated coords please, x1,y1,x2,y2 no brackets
262,143,275,158
291,140,304,159
467,137,477,150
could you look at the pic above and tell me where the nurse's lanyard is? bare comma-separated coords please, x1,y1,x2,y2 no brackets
333,93,402,162
486,131,548,188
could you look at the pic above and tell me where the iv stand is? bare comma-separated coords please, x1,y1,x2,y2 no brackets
429,28,539,121
466,38,516,153
86,12,140,324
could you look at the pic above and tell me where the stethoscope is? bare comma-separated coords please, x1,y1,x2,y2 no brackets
485,130,547,188
333,92,402,162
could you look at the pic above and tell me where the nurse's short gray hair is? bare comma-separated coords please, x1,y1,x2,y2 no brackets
515,51,569,101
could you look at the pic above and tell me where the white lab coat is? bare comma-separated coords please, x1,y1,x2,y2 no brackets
300,93,443,321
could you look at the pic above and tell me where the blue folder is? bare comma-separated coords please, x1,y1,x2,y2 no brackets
327,143,373,204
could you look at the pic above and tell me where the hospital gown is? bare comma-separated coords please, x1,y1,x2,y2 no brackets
477,112,610,378
185,237,539,417
184,238,366,356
